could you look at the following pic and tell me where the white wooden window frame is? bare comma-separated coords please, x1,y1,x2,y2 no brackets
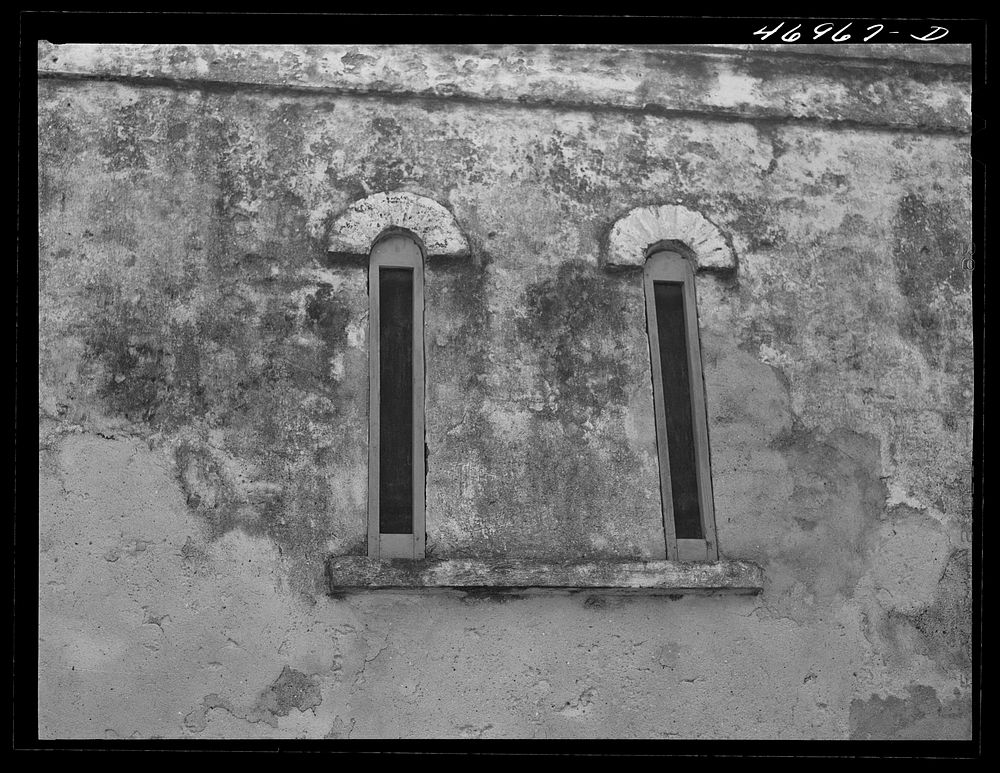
368,233,426,560
643,249,719,562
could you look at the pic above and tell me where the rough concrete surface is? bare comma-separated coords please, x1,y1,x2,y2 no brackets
38,44,973,739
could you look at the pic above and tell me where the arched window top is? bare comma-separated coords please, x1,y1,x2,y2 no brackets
369,226,426,266
329,191,469,260
644,247,694,280
606,204,736,273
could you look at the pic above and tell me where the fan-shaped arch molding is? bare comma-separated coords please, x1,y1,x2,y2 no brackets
327,191,470,259
606,204,736,272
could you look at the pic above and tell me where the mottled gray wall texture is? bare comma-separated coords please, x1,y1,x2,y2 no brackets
38,43,973,739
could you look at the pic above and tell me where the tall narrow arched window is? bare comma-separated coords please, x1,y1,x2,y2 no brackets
368,233,425,559
643,249,719,562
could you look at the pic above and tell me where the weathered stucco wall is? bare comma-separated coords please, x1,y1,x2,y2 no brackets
38,44,973,739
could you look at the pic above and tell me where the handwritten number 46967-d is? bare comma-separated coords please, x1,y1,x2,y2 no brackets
753,22,949,42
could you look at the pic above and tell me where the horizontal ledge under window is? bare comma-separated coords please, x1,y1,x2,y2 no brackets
326,557,764,596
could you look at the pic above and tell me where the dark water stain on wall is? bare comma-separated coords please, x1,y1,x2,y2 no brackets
765,426,888,615
849,684,970,740
424,252,659,559
37,47,975,740
713,192,788,251
517,260,635,422
83,276,171,425
542,132,613,205
77,232,360,572
890,193,968,368
306,285,351,354
362,112,420,191
98,102,154,172
173,439,242,538
428,251,493,388
173,426,343,562
196,274,357,568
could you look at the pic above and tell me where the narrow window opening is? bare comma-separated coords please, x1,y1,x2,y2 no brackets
378,267,414,535
644,250,719,561
653,281,703,540
368,235,425,559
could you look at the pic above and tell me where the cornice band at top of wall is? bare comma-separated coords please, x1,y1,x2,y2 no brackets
37,43,972,134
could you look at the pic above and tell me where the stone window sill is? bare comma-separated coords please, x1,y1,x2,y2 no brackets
326,557,765,596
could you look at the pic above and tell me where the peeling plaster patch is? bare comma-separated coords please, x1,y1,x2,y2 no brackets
251,666,323,724
185,667,323,733
38,432,353,738
849,685,970,740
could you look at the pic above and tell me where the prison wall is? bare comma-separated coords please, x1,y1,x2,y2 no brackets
37,43,973,739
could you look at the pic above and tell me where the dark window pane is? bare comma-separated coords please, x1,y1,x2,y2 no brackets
379,267,413,534
653,281,703,539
